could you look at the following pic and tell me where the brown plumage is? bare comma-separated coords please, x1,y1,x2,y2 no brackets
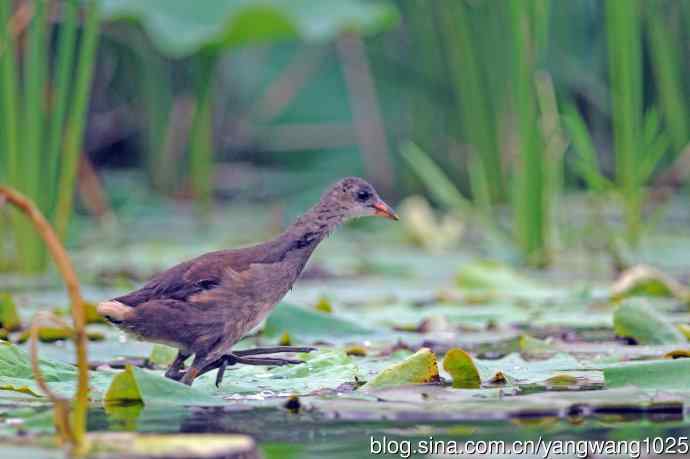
97,177,398,385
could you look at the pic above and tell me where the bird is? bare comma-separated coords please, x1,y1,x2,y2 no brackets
97,177,398,386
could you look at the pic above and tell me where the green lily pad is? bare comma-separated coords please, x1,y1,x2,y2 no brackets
0,341,113,398
613,300,687,345
604,358,690,390
443,348,480,389
105,365,222,406
362,348,439,390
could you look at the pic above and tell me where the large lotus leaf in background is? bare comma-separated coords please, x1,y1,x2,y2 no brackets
98,0,400,58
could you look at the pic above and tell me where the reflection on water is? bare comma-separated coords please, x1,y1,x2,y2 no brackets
85,402,689,459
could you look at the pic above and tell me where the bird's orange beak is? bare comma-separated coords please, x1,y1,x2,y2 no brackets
372,200,399,220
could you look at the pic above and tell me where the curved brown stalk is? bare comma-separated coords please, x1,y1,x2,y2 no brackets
0,186,89,452
29,313,75,444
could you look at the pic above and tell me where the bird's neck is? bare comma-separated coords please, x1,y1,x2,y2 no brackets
287,199,345,241
276,200,346,259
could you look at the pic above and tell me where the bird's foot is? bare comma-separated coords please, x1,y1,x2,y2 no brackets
164,367,184,381
198,347,317,388
234,346,317,357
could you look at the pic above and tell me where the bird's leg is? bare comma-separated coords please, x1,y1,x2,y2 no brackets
233,346,317,357
193,354,238,387
164,350,191,381
180,353,208,386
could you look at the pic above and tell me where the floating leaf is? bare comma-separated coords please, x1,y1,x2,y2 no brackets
605,359,690,390
613,300,686,345
105,365,222,406
0,341,113,398
0,293,21,331
363,348,439,390
443,348,481,389
610,264,690,302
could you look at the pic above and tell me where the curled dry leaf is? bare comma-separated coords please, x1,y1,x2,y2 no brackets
611,264,690,303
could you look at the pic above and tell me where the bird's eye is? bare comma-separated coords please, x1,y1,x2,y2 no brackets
356,190,371,202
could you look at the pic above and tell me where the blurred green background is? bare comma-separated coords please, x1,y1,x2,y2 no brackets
2,0,690,272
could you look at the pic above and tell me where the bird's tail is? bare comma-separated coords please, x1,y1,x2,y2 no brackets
97,300,131,324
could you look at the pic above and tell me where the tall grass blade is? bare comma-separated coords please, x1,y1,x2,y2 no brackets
0,1,19,186
188,54,217,211
46,0,78,213
563,105,612,192
54,0,101,240
605,0,643,246
509,0,549,265
437,0,503,207
647,6,688,156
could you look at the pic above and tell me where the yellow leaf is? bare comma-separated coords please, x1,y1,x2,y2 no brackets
363,348,439,390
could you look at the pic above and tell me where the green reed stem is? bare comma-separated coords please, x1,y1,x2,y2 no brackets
605,0,643,247
647,7,688,156
509,0,549,266
438,0,502,210
0,1,18,186
54,0,101,240
188,54,217,212
46,0,78,214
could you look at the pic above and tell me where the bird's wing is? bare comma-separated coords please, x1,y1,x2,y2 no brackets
113,252,231,306
112,239,294,307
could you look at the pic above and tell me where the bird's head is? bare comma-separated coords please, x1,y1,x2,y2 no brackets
325,177,399,221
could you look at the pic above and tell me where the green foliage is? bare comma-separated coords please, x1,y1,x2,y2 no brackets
99,0,399,211
564,1,673,248
403,1,557,265
0,0,101,271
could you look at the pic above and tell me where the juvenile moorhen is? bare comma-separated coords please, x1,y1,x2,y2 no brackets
98,177,398,386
